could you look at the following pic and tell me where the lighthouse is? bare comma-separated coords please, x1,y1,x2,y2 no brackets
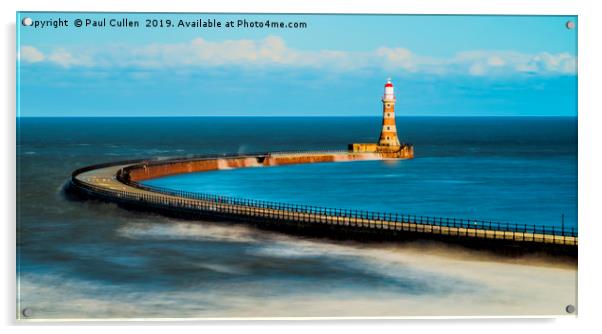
378,78,401,147
348,78,413,159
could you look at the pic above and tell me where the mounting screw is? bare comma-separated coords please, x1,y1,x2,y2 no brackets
565,304,575,314
566,21,575,30
21,17,32,26
22,307,32,318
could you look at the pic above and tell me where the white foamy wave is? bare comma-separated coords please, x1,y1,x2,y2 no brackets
196,262,248,275
116,220,262,244
247,236,577,314
249,239,434,287
250,242,334,259
18,246,577,320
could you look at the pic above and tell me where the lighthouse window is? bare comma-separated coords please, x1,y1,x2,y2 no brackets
387,126,390,130
387,113,390,117
386,136,390,140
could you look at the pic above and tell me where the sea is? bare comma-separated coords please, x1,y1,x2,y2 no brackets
16,116,578,319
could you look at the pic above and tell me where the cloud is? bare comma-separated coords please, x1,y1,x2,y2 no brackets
120,36,363,71
376,47,417,71
469,63,486,76
47,48,95,67
19,37,577,77
454,50,576,76
19,46,45,63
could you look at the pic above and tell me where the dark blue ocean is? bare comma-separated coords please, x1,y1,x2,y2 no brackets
16,117,578,318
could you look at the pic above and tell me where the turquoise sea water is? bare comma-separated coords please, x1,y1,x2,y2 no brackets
143,117,577,229
16,116,577,318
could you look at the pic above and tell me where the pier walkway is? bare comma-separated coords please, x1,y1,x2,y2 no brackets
70,153,578,253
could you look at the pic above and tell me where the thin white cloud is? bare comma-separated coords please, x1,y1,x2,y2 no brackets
454,50,576,76
121,36,364,70
47,48,95,68
19,36,577,76
19,46,45,63
469,63,486,76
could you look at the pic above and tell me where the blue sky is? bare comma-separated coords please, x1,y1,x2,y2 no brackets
17,13,577,117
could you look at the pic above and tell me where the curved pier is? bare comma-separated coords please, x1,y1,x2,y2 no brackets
68,150,577,257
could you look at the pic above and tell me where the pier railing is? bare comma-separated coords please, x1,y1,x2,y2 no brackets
71,174,577,246
110,166,577,239
132,182,577,238
70,153,576,247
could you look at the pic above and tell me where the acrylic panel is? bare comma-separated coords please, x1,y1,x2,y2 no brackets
16,12,578,320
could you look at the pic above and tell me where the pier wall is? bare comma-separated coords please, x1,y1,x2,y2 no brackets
126,150,412,182
128,156,267,181
127,159,220,181
263,152,382,167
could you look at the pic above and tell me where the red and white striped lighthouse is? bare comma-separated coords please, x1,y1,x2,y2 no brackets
378,78,401,147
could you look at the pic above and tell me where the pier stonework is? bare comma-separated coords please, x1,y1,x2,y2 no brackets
349,78,414,159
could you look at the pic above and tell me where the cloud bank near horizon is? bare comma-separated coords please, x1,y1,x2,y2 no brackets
18,36,576,77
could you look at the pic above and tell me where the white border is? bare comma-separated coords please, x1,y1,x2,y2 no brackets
3,0,601,333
